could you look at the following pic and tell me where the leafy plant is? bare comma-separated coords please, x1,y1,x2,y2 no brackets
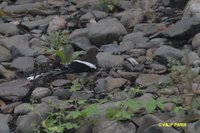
45,32,79,64
99,0,119,12
69,78,87,92
106,97,176,120
41,100,100,133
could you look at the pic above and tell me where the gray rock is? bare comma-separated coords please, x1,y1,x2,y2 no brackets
116,9,144,28
134,23,166,35
135,74,162,87
122,32,149,46
96,52,124,68
35,55,48,65
118,41,135,53
145,124,180,133
100,43,119,54
52,88,72,100
11,57,34,72
80,10,108,21
3,3,36,14
118,0,133,10
154,46,183,64
15,0,34,4
21,16,55,30
69,28,95,50
0,120,10,133
183,0,200,18
31,87,50,100
181,51,200,66
93,119,136,133
132,0,158,10
70,91,93,100
14,103,32,115
0,46,12,62
137,114,162,133
29,38,46,54
0,35,35,56
88,18,127,45
0,23,19,36
0,64,16,80
0,79,31,101
0,114,13,123
163,17,200,40
186,120,200,133
16,102,53,133
192,33,200,50
51,79,71,87
94,78,107,94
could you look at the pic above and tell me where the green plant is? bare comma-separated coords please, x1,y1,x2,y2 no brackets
106,97,176,120
45,32,79,64
69,78,87,92
99,0,119,12
41,100,100,133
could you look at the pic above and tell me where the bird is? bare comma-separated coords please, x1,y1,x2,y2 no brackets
55,47,99,75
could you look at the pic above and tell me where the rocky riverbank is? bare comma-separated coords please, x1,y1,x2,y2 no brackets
0,0,200,133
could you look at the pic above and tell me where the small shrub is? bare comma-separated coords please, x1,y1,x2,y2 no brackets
45,32,79,64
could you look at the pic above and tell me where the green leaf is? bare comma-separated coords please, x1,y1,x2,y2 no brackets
82,104,100,117
143,98,156,113
62,122,79,130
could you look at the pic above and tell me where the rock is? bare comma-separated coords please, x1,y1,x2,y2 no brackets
96,52,124,68
0,64,16,80
186,120,200,133
3,3,36,14
192,33,200,50
31,87,50,100
181,51,200,66
93,119,136,133
183,0,200,18
0,79,31,101
137,114,179,133
145,124,180,133
100,43,119,54
70,91,93,100
0,114,13,123
0,120,10,133
14,103,32,115
122,32,149,47
192,83,200,94
94,79,107,94
0,23,19,36
69,28,95,50
132,0,158,10
116,9,144,28
52,88,72,100
35,55,48,65
106,77,128,91
80,10,108,21
162,102,176,112
48,0,65,6
118,0,133,10
118,41,135,53
88,18,127,45
11,57,34,72
51,79,71,87
47,16,67,32
135,74,162,87
116,70,138,81
29,38,46,55
76,123,93,133
16,102,53,133
0,46,12,62
154,46,183,64
1,102,22,114
15,0,34,4
0,35,35,56
21,16,55,30
134,23,166,35
163,17,200,40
